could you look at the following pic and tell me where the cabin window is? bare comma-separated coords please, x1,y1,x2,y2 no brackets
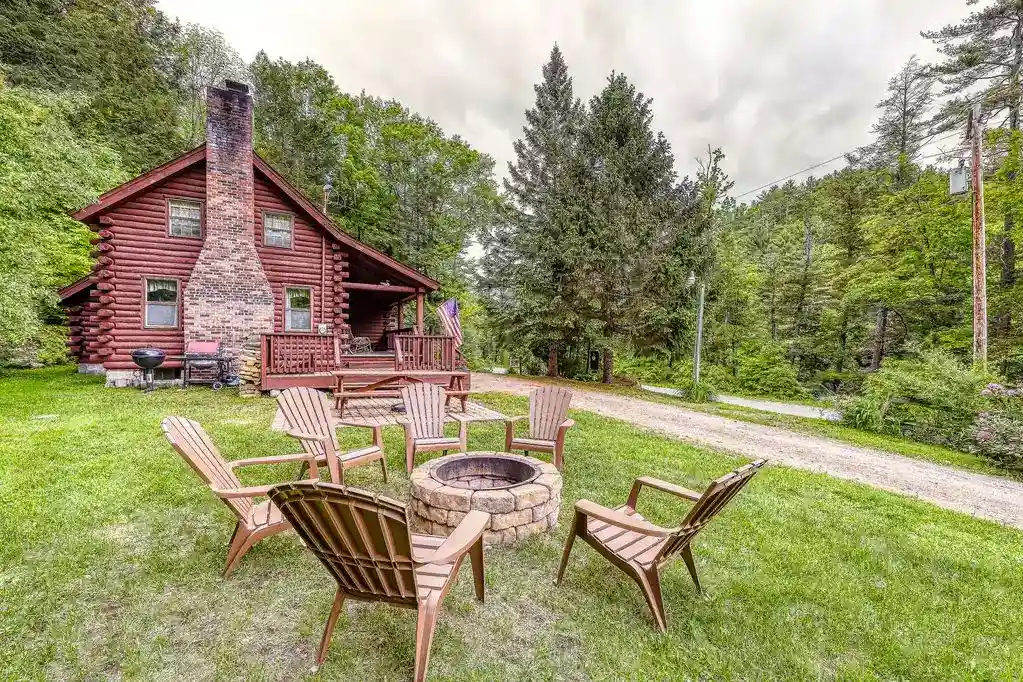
168,198,202,238
285,287,312,331
145,278,178,328
263,212,293,248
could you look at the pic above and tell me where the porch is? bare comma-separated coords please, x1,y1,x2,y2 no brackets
259,331,468,392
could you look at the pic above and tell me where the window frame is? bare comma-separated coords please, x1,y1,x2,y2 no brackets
142,276,181,329
262,210,295,249
283,285,314,332
165,197,204,239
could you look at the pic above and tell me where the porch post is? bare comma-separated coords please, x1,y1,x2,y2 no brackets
415,291,425,333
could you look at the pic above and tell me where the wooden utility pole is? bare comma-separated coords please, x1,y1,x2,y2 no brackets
692,282,705,384
970,102,988,368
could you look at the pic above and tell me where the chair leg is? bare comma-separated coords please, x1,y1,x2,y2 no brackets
406,443,416,475
636,567,668,632
680,545,702,593
555,511,581,585
504,423,514,452
379,454,388,483
317,588,346,665
413,603,440,682
223,524,256,577
470,538,485,602
553,444,564,471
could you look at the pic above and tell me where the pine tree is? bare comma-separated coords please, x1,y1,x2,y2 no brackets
575,72,683,382
852,56,934,185
924,0,1022,345
499,45,585,376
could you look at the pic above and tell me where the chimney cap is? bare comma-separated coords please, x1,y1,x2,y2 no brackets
224,80,250,94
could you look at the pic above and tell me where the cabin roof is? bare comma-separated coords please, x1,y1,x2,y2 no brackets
69,144,440,294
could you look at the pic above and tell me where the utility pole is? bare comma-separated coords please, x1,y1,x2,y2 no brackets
970,102,988,368
692,281,705,384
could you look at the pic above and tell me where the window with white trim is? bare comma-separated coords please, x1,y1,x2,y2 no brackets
168,198,202,238
285,287,312,331
145,279,178,328
263,212,293,248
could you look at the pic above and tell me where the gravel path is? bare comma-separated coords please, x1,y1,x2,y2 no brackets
474,373,1023,529
640,384,842,421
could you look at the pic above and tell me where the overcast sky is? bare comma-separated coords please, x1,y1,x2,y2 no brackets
159,0,968,196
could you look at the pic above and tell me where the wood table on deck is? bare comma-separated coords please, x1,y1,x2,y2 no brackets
332,369,470,415
334,398,506,428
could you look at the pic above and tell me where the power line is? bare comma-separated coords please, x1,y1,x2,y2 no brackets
732,92,992,200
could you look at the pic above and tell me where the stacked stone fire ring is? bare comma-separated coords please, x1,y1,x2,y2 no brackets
409,452,563,545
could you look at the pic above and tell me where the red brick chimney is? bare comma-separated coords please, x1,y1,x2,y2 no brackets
183,81,274,362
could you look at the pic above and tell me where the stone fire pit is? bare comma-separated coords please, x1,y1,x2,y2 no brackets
409,452,563,545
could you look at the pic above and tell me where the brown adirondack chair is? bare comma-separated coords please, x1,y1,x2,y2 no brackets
400,383,469,474
268,481,489,681
161,416,320,576
504,386,574,470
556,459,766,631
276,387,387,484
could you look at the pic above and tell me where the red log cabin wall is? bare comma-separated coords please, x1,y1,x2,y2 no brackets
92,163,208,370
87,162,349,371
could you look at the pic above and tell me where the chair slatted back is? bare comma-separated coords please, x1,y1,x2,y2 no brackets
659,459,766,561
162,417,251,520
269,481,418,606
276,388,341,459
401,383,446,440
528,386,573,440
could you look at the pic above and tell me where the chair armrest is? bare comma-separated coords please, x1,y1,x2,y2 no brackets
504,415,527,424
450,413,473,423
212,484,276,499
418,510,489,565
575,500,677,537
285,429,330,444
560,418,575,429
627,476,702,509
229,452,323,469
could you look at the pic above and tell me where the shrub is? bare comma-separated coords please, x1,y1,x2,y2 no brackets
733,342,808,400
841,350,991,451
972,410,1023,471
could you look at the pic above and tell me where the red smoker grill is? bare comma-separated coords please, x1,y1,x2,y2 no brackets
179,341,235,390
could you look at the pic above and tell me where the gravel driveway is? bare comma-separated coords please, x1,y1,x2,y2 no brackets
473,373,1023,529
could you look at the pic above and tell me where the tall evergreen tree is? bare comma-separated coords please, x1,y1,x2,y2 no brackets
924,0,1022,346
852,56,934,185
575,72,683,382
500,45,584,376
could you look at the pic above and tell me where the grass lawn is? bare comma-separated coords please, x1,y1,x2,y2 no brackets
509,374,1008,478
3,367,1023,680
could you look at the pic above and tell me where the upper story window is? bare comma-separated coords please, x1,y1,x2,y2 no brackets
144,278,179,328
263,211,293,248
285,287,312,331
168,198,202,238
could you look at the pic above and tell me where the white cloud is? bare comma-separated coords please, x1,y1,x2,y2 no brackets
159,0,967,193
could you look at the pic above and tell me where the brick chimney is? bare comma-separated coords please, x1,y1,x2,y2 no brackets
183,81,274,363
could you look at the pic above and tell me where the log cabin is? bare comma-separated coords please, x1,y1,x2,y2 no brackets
60,81,465,394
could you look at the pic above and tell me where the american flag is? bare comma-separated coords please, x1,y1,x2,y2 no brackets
437,298,463,348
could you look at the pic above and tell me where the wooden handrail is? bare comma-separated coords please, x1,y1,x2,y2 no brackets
393,334,457,372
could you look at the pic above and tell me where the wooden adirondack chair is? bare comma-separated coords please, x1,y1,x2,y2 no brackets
276,387,387,484
504,386,574,470
268,481,489,680
400,383,469,474
556,459,767,631
161,416,320,576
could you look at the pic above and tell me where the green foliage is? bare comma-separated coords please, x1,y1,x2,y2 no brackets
0,84,126,363
841,350,989,448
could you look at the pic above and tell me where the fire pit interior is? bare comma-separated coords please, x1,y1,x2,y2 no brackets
410,452,563,545
432,454,541,491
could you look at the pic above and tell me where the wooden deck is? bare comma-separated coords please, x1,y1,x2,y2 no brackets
260,332,467,391
272,398,505,430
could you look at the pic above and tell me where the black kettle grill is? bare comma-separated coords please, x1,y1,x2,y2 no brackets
131,348,166,392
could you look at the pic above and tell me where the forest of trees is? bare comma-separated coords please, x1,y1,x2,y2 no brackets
482,3,1023,397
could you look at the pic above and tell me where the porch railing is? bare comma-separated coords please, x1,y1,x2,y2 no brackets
261,333,339,378
394,334,457,371
261,332,464,379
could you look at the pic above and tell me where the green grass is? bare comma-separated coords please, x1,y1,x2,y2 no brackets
3,367,1023,680
508,374,1008,478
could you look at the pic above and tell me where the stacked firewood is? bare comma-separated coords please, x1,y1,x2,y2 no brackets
238,337,262,397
